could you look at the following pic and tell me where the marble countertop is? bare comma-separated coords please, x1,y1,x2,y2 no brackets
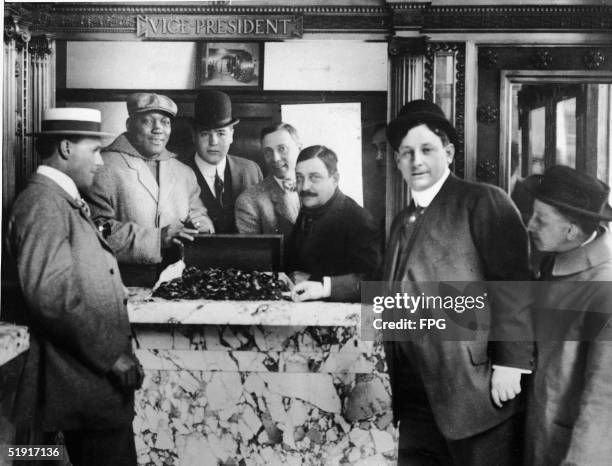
127,288,362,327
0,322,30,366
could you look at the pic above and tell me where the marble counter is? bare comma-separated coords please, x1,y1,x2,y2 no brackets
0,323,29,367
128,288,361,327
128,290,395,466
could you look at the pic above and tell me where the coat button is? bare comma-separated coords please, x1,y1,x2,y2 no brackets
110,268,114,275
123,298,128,306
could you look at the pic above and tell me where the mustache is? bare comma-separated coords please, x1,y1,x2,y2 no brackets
299,191,317,198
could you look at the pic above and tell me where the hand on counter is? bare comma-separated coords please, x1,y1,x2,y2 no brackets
185,213,215,234
291,279,331,302
109,353,144,391
290,271,311,285
161,223,199,249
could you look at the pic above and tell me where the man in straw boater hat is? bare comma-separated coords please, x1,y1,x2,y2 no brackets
186,90,262,233
86,93,214,287
6,108,143,465
524,165,612,466
382,100,534,465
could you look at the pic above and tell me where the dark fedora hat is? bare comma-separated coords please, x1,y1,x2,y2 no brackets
527,165,612,221
386,99,458,151
193,90,239,130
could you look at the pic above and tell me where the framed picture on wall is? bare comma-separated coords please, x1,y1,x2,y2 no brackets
197,42,263,89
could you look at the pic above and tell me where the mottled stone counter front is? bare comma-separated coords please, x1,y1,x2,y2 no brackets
128,289,395,466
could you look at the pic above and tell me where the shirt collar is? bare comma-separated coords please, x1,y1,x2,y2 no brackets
37,165,80,200
194,153,226,180
410,167,451,208
273,175,295,189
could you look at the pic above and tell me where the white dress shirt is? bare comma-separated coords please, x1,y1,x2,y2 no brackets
194,154,227,198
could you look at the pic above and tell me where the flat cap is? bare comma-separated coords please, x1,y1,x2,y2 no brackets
127,93,177,118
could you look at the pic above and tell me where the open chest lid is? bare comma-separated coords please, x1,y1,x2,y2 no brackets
182,234,284,272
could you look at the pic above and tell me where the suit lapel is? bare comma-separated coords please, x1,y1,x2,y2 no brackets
227,155,244,193
120,152,159,202
31,175,115,253
267,176,300,223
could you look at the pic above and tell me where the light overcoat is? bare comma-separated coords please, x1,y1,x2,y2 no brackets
526,228,612,466
86,134,208,286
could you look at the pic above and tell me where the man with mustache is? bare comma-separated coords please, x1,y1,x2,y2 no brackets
235,122,301,241
6,108,143,465
286,145,380,302
86,93,214,287
186,90,263,233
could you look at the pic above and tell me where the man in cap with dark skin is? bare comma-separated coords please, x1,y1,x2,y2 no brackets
6,108,143,465
383,100,534,465
186,90,262,233
86,93,214,287
524,165,612,466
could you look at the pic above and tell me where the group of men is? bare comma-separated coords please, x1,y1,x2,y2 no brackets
4,91,612,465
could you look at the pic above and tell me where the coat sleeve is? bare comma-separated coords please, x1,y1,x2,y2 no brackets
8,198,125,374
469,186,534,370
186,169,209,220
86,164,162,264
562,292,612,465
235,191,261,234
329,208,382,302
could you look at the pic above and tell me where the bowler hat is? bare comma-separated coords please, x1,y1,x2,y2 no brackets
386,100,458,150
127,93,177,117
193,90,239,130
527,165,612,221
27,108,113,138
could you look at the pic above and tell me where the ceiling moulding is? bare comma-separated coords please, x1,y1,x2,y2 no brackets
7,2,389,35
390,3,612,32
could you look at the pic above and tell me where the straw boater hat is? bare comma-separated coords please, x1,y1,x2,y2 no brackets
527,165,612,221
28,107,113,138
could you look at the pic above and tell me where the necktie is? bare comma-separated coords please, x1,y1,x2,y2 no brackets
539,254,556,280
302,215,315,237
214,170,224,208
75,198,91,218
282,179,296,192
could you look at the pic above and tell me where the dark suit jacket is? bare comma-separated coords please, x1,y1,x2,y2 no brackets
383,174,534,440
235,175,300,241
186,154,263,233
6,174,134,431
286,190,381,302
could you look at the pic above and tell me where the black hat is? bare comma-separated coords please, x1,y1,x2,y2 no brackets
193,90,239,130
527,165,612,221
386,99,457,151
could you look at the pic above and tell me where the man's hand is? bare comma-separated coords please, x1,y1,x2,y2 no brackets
186,214,215,233
491,366,522,408
290,271,311,285
110,353,144,390
161,223,198,249
292,280,329,302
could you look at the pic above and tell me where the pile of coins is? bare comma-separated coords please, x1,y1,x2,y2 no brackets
153,266,288,301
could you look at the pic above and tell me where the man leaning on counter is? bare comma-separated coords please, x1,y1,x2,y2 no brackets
85,92,214,287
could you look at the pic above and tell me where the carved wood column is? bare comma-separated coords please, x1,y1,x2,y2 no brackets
385,37,426,236
3,14,31,212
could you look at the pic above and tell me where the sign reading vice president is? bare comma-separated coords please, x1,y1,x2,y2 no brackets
137,15,303,39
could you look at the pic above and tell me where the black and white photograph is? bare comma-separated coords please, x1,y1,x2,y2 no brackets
1,1,612,466
198,42,262,88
